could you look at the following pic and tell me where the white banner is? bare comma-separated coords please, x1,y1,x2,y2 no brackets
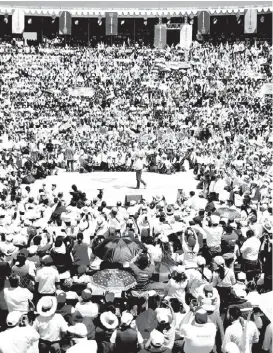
23,32,37,40
244,9,257,33
12,9,25,34
180,24,192,50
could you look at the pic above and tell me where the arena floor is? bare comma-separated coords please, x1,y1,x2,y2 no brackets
26,170,198,205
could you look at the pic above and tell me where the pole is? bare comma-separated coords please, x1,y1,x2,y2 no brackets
41,17,43,44
134,18,136,45
87,18,90,46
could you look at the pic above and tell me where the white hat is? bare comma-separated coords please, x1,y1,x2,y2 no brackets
237,272,246,281
6,311,22,327
224,342,240,353
5,234,13,243
130,200,136,206
197,256,206,266
150,330,165,347
37,296,57,317
100,311,119,330
234,288,247,299
156,311,170,324
28,245,38,255
211,215,220,225
68,323,88,338
175,265,185,274
214,256,225,267
120,312,134,326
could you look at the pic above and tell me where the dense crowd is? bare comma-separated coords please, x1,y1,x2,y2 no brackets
0,38,272,353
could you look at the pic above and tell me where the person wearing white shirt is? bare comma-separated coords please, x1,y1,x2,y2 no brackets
0,312,40,353
180,309,217,353
222,306,259,353
67,323,98,353
35,256,60,295
134,154,147,189
4,274,33,314
262,323,273,353
240,230,261,275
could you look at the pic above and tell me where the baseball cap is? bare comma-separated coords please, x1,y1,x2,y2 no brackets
57,291,67,304
195,309,208,324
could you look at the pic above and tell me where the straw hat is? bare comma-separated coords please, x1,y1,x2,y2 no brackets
37,296,57,317
100,311,119,330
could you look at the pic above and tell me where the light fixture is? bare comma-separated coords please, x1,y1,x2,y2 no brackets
74,20,79,25
98,15,102,26
213,17,217,24
190,19,194,25
4,13,8,24
121,20,125,25
260,15,265,23
28,18,32,24
144,20,147,26
52,15,56,23
167,20,171,25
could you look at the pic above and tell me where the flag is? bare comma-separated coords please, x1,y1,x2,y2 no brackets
244,9,257,33
154,25,167,49
105,12,118,35
180,24,193,49
12,9,25,34
59,11,72,35
198,11,210,34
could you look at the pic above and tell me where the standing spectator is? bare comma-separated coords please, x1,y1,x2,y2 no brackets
4,274,33,314
222,306,259,353
65,142,75,172
180,309,217,353
110,312,144,353
33,296,68,353
0,311,40,353
35,255,60,297
240,230,261,280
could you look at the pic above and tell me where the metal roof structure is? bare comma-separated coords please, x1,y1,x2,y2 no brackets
0,1,272,17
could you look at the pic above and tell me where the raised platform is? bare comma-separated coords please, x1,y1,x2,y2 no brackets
24,171,198,206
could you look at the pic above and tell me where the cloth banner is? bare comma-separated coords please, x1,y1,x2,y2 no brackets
105,12,118,35
12,9,25,34
59,11,72,35
198,11,210,34
154,25,167,49
180,24,193,49
23,32,37,40
244,9,257,33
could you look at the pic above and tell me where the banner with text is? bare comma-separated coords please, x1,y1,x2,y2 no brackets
105,12,118,35
154,25,167,49
244,9,257,33
180,24,193,49
198,11,210,35
12,9,25,34
59,11,72,35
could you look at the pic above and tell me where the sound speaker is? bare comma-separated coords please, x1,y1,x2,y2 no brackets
125,194,142,206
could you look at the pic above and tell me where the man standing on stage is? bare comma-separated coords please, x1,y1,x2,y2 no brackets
134,153,147,189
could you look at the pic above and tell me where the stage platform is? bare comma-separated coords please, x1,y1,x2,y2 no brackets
24,171,198,206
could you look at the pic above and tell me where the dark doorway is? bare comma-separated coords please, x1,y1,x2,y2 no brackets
166,29,180,47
